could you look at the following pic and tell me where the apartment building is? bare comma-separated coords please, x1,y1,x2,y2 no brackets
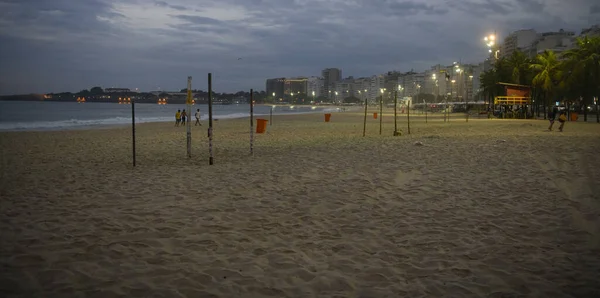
307,76,324,98
266,78,285,98
284,77,308,95
499,29,539,59
530,29,576,57
581,25,600,37
322,68,342,99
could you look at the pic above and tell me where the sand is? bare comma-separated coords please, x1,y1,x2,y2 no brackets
1,111,600,297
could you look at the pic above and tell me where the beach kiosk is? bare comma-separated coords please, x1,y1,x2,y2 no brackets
493,82,532,119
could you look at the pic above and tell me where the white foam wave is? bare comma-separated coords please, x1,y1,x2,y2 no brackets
0,108,341,131
0,113,273,131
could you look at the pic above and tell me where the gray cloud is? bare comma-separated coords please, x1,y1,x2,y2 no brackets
0,0,597,94
591,5,600,14
515,0,545,13
154,1,187,11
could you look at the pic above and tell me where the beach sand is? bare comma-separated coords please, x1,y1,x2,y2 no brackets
1,111,600,297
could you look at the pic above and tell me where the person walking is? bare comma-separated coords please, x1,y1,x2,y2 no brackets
548,106,558,131
175,110,181,127
195,109,201,126
558,111,567,132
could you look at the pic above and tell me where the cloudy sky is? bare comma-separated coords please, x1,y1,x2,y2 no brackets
0,0,598,94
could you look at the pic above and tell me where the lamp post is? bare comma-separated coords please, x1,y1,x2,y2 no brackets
271,92,275,125
312,90,315,104
379,88,386,135
394,87,399,136
335,91,338,104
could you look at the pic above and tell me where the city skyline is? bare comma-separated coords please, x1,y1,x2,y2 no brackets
1,0,599,95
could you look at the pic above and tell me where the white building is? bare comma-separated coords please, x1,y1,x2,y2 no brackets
532,29,575,57
369,75,385,103
500,29,539,59
581,25,600,37
333,77,354,102
307,76,324,98
351,77,370,100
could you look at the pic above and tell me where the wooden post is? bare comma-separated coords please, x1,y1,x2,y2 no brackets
393,91,398,136
250,89,254,156
131,97,136,167
379,95,383,135
447,96,451,122
186,76,192,158
208,73,214,165
363,98,367,137
425,101,428,123
407,100,411,135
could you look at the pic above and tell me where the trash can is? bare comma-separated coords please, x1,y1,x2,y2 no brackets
373,112,378,119
256,119,268,133
570,112,578,121
324,113,331,122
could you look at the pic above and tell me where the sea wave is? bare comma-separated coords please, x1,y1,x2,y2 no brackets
0,112,273,131
0,108,348,131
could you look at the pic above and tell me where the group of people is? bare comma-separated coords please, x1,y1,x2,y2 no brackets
548,106,567,132
175,109,202,127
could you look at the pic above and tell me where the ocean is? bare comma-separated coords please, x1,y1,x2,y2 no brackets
0,101,341,131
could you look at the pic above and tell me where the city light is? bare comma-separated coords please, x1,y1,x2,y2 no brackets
451,80,456,83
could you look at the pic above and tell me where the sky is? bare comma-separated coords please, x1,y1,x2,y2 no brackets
0,0,598,95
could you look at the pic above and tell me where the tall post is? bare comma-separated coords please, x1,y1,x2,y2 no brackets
596,98,600,123
425,100,428,123
208,73,214,165
131,97,136,167
447,95,450,122
186,76,192,158
363,97,368,137
269,107,273,126
393,91,398,136
407,100,411,134
250,89,254,156
379,94,383,135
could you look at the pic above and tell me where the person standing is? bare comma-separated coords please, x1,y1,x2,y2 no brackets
181,109,187,126
175,110,181,127
195,109,201,126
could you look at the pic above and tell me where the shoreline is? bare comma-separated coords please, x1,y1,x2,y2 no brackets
0,105,353,133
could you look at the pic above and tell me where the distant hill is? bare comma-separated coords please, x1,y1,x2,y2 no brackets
0,94,44,101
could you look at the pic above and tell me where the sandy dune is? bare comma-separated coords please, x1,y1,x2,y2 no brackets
1,111,599,297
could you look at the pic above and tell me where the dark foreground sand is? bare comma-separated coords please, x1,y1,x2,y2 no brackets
1,112,599,297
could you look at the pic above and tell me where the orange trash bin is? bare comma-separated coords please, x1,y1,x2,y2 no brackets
324,113,331,122
373,112,378,119
256,119,268,133
570,112,578,121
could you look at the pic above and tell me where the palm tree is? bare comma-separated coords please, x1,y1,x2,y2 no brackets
530,50,563,119
480,69,498,113
505,50,531,85
563,36,600,122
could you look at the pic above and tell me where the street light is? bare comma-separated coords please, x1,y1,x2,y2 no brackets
311,90,315,103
